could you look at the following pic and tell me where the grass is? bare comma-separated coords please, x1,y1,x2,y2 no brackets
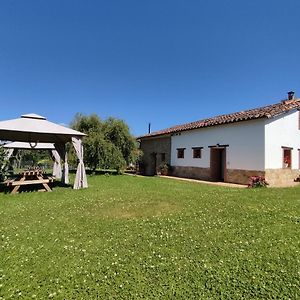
0,175,299,299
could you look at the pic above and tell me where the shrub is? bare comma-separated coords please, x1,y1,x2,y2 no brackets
158,163,170,175
248,176,269,188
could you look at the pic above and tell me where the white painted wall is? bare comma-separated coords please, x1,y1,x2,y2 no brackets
265,110,300,169
171,119,265,171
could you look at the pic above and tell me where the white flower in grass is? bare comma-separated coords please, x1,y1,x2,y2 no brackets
48,292,57,298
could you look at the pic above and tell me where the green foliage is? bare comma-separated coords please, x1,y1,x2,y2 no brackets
248,176,269,188
158,163,170,175
71,113,137,172
13,149,52,170
0,176,299,298
70,113,103,134
104,143,126,174
83,132,126,172
102,117,136,164
0,147,53,180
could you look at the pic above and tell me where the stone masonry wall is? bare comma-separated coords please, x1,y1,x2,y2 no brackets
172,166,264,185
139,136,171,176
171,167,300,186
265,169,300,187
226,169,265,185
171,166,211,181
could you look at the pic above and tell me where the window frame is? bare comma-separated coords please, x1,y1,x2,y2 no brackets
282,146,293,169
177,148,185,159
192,147,203,159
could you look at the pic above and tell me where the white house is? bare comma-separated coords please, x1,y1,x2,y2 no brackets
138,92,300,186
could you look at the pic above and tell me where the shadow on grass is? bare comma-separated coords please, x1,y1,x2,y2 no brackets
85,169,119,176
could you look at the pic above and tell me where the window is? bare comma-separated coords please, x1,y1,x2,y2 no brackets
161,153,166,161
192,147,203,158
177,148,185,159
282,147,292,168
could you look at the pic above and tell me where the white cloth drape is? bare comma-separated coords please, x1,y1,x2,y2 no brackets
54,143,69,184
64,152,69,184
72,137,88,189
5,149,14,160
51,150,62,179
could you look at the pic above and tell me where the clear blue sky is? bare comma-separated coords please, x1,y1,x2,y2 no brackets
0,0,299,136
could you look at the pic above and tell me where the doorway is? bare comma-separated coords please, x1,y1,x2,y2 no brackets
210,147,226,181
150,152,157,176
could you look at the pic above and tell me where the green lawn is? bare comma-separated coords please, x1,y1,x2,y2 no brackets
0,175,299,299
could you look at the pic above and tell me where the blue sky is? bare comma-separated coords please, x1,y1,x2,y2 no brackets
0,0,299,136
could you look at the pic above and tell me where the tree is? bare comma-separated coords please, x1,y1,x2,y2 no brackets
70,113,136,172
70,113,102,134
102,117,137,165
13,150,52,170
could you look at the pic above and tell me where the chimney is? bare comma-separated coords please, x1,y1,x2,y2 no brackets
287,91,295,100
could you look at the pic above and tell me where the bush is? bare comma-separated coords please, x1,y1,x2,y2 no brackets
248,176,268,188
158,163,170,175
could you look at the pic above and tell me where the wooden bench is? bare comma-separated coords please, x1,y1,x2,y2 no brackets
5,173,54,194
6,178,53,186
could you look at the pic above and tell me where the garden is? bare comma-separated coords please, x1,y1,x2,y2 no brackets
0,175,299,299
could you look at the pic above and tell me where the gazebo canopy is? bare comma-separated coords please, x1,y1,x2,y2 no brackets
0,113,85,143
3,141,55,150
0,114,88,189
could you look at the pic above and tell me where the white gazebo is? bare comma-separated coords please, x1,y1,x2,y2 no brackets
0,113,88,189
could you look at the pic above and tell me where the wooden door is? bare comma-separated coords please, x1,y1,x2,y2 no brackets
210,148,226,182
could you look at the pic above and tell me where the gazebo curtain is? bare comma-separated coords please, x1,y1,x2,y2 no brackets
72,137,88,189
51,150,62,179
5,149,14,160
54,143,69,185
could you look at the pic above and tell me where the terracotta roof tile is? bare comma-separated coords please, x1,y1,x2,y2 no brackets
139,98,300,139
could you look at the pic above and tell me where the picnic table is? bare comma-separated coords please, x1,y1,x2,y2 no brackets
5,169,54,194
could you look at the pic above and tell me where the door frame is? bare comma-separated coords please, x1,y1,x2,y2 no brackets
209,144,228,182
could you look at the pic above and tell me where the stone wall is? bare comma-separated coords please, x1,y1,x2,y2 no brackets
226,169,265,185
139,136,171,176
171,167,300,187
171,166,211,181
265,169,300,187
172,166,265,185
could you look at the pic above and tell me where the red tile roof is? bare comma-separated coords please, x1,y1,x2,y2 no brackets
138,98,300,139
